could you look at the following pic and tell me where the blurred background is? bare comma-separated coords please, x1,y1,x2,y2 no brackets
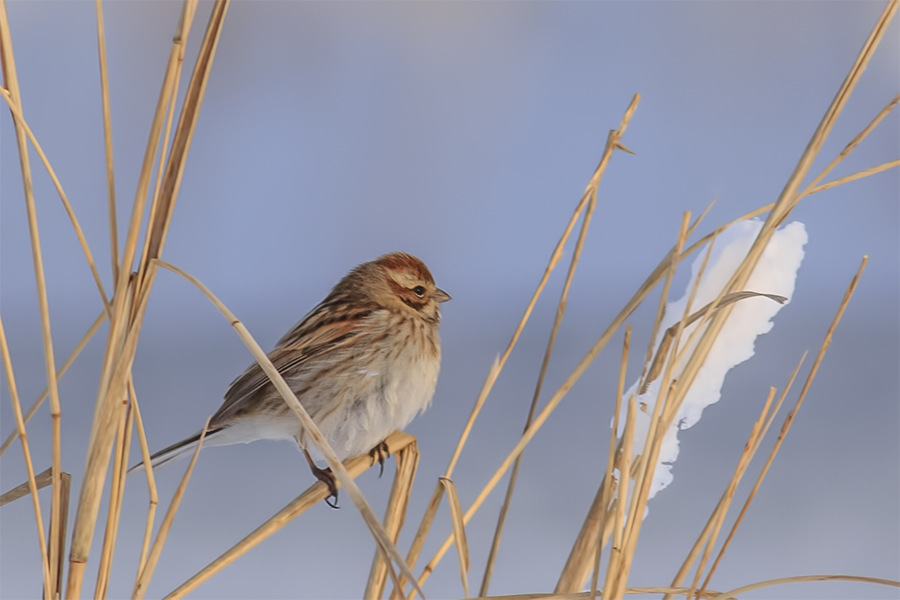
1,2,897,599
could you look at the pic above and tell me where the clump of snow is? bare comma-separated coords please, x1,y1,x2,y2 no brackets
616,218,808,505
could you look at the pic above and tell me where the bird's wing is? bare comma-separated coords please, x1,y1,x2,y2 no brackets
209,306,380,428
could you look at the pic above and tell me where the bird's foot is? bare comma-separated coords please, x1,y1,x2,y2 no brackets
303,448,339,508
369,440,391,478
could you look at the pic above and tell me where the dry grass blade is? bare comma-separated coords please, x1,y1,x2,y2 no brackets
799,93,899,197
0,466,52,506
440,477,471,598
67,4,215,595
0,309,106,457
0,88,111,310
0,315,52,595
482,95,640,597
641,291,786,394
94,0,119,284
0,3,65,591
469,586,731,600
167,431,416,600
51,471,72,598
400,101,643,600
663,352,807,600
808,159,899,195
691,257,868,599
709,575,899,600
133,420,210,599
129,378,159,586
590,326,630,599
684,387,777,600
95,395,134,599
153,259,425,599
556,325,631,594
365,441,420,600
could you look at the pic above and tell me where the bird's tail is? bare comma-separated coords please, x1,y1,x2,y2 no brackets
127,427,224,475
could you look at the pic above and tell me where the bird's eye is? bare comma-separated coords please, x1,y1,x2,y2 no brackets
413,285,426,297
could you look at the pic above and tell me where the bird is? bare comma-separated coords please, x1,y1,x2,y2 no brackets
130,252,450,507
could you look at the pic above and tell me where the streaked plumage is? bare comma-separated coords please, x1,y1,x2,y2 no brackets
131,252,449,505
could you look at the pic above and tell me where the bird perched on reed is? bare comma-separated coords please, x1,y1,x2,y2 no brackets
130,252,450,507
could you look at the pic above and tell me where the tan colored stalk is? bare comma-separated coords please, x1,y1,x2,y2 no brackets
94,398,129,599
133,421,210,599
396,104,639,600
0,316,52,595
128,378,159,584
0,309,106,456
153,259,424,598
694,257,868,599
0,88,111,311
52,471,72,598
663,352,807,600
95,0,119,284
167,431,417,599
709,575,899,600
684,387,777,600
588,325,630,600
481,95,640,597
603,395,636,596
797,94,898,198
607,214,692,598
441,477,472,597
808,160,899,194
0,3,64,592
365,441,420,600
464,587,730,600
67,3,206,595
95,395,135,599
0,467,51,506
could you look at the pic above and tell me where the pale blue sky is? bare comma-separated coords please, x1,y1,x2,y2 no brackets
1,2,898,599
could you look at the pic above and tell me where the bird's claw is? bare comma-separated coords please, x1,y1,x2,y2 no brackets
369,441,390,478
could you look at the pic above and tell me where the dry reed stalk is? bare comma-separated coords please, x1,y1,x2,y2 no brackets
798,93,898,198
441,477,472,597
93,399,129,599
808,159,900,194
95,395,135,599
663,351,807,600
0,2,65,592
683,387,777,600
587,325,630,600
556,222,717,593
132,420,210,599
399,93,645,600
94,0,119,285
709,574,899,600
153,258,424,598
166,431,417,599
52,471,72,598
469,587,731,600
0,88,111,310
691,257,869,600
0,316,52,595
0,467,52,506
128,378,159,586
365,441,420,600
413,208,720,594
605,214,692,599
395,100,643,600
602,395,636,597
0,309,107,457
481,95,641,597
66,2,221,596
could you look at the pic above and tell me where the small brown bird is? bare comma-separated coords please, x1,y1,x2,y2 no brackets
131,252,449,506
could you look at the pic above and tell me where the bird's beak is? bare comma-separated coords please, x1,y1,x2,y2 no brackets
434,288,451,303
